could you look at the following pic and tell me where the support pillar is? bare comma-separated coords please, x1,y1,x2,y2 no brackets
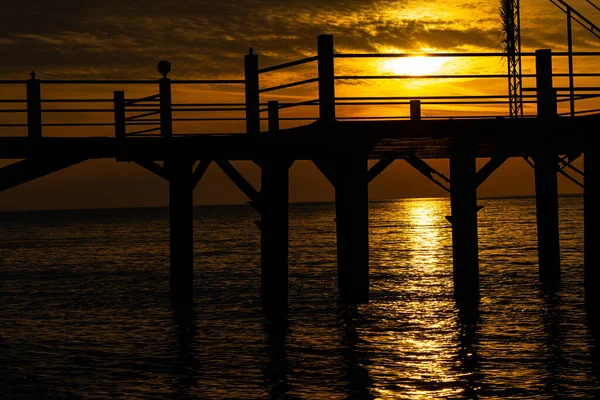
534,150,560,283
168,159,195,306
534,49,560,284
584,137,598,333
259,101,290,317
450,137,479,308
260,159,290,316
335,153,369,304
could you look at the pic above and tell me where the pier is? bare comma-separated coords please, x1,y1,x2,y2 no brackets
0,33,597,330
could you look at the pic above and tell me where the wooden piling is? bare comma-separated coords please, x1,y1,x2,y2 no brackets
534,49,561,284
260,101,290,316
335,152,369,304
168,159,195,306
450,136,479,308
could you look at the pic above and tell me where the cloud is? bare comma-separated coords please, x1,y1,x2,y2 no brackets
1,0,598,80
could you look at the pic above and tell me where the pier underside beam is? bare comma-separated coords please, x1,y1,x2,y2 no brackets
450,137,479,309
533,150,561,284
584,138,598,333
167,158,195,306
0,156,88,192
335,153,369,304
259,158,291,316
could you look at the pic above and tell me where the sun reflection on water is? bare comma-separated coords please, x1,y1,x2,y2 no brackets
366,199,461,398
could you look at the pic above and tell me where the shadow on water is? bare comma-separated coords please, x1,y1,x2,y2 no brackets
585,287,600,387
262,315,294,399
539,283,566,398
337,304,374,400
169,304,199,399
453,307,483,399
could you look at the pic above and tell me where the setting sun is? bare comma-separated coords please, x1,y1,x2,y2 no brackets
382,56,448,76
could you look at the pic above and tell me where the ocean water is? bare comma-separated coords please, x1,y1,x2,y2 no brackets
1,196,598,399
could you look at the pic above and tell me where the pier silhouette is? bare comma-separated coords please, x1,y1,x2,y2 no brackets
0,32,598,334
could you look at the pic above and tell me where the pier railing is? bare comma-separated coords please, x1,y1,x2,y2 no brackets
2,35,600,138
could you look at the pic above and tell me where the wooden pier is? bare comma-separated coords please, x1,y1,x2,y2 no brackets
0,35,597,331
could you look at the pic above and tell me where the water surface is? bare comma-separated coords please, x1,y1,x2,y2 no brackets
1,197,598,399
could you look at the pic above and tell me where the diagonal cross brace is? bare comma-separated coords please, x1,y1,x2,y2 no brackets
558,153,583,175
524,155,583,188
215,159,261,212
134,159,212,189
134,159,169,180
0,156,88,192
475,152,509,188
367,157,396,183
192,159,212,189
401,153,450,192
312,159,336,186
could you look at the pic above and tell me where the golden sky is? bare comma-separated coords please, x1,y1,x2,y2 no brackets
0,0,598,211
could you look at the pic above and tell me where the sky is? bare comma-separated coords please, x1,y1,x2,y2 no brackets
0,0,598,211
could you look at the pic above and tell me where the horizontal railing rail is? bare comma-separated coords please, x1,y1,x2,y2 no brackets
2,47,600,137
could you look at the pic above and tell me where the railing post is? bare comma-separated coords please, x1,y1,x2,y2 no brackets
245,48,260,135
567,8,575,117
26,72,42,139
114,91,125,139
318,34,335,124
535,49,556,118
410,99,421,121
158,60,172,139
268,101,279,133
114,91,126,161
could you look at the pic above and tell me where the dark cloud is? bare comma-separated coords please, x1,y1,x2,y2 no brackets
2,0,598,79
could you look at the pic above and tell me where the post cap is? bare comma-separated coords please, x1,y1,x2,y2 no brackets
29,71,37,79
248,47,254,55
157,60,171,78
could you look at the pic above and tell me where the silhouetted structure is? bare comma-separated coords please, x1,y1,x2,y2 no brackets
0,35,596,330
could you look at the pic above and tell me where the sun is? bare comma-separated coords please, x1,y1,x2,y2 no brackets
382,55,447,76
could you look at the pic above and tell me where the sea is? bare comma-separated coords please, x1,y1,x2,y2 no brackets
1,196,598,399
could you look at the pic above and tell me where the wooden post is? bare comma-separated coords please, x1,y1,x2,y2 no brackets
245,48,260,135
534,49,561,284
167,158,195,306
536,50,556,118
158,60,172,140
114,91,125,139
450,136,479,309
410,99,421,121
268,101,279,133
26,72,42,139
318,34,335,125
567,9,575,118
114,91,126,162
260,101,289,316
335,151,369,304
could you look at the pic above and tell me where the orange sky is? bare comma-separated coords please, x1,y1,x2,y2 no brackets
0,0,597,211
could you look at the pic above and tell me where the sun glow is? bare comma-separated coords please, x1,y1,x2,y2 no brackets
382,56,447,76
